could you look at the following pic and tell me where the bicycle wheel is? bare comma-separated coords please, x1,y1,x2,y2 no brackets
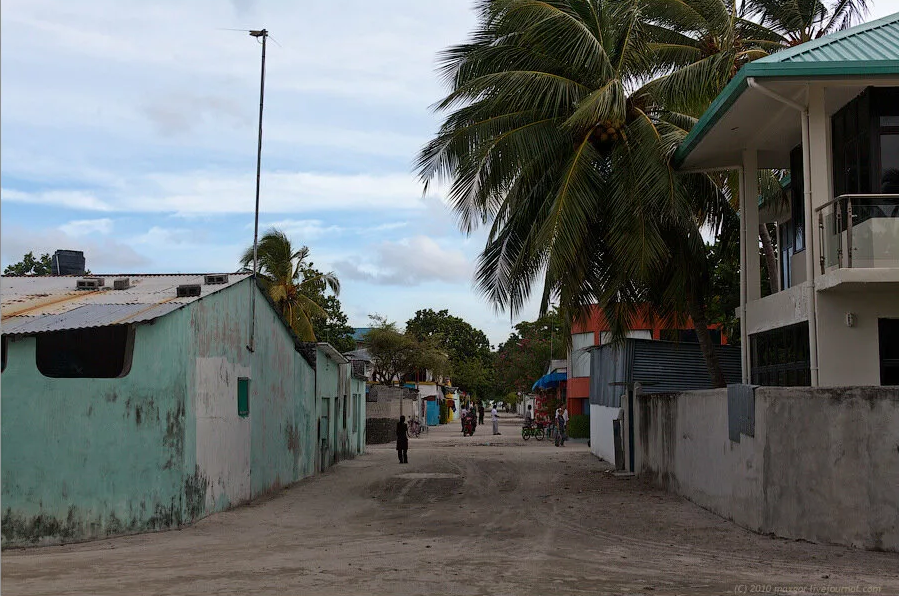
521,428,530,441
535,428,545,441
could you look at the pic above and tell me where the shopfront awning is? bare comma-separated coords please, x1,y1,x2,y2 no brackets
532,371,567,391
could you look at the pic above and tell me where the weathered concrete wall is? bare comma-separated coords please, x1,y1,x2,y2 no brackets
366,385,415,420
1,279,320,546
589,404,620,464
1,309,193,546
351,376,366,453
366,419,398,445
185,281,318,514
636,387,899,551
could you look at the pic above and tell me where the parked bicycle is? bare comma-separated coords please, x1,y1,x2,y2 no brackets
409,418,423,438
521,421,545,441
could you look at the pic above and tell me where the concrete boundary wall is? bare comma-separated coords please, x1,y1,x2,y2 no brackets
636,387,899,551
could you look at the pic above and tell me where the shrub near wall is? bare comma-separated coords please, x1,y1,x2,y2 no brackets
567,414,589,439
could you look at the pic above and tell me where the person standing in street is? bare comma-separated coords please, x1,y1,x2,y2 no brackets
396,415,409,463
460,404,469,433
491,404,501,435
478,403,485,425
525,404,534,427
554,408,566,447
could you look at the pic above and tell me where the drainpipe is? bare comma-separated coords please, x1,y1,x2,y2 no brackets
746,78,819,386
739,165,749,383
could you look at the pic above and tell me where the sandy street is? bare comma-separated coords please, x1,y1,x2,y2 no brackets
3,414,897,596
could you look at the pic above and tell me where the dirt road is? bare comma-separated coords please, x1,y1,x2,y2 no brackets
4,414,897,596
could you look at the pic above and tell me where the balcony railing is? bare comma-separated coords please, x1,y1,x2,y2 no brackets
815,194,899,274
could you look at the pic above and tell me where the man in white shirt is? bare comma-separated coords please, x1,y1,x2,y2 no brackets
491,404,500,435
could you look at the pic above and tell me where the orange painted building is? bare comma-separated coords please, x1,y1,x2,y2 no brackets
566,306,727,415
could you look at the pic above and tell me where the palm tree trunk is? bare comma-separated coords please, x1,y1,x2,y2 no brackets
759,224,779,294
687,293,727,388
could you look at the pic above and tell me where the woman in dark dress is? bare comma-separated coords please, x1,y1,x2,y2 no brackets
396,415,409,464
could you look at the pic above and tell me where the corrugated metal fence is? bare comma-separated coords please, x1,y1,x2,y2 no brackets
590,339,742,407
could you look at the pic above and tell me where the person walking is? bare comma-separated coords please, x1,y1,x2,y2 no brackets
396,415,409,464
554,408,566,447
491,404,501,435
478,403,485,425
525,404,534,427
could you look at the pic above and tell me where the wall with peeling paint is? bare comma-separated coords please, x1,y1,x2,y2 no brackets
313,348,366,471
2,306,194,546
1,278,320,547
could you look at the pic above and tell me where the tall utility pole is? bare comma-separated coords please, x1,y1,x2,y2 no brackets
247,28,268,352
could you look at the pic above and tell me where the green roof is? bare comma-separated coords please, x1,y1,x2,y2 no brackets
674,12,899,168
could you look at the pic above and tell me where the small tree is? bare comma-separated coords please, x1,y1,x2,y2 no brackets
4,252,53,276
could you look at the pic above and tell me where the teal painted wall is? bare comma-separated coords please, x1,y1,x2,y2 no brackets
314,348,366,469
1,307,194,545
1,279,319,546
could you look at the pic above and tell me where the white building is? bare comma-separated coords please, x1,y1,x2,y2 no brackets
674,13,899,387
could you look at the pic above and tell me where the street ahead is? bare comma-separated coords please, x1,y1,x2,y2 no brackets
4,414,897,596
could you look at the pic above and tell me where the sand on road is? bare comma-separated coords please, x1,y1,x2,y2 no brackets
3,414,897,596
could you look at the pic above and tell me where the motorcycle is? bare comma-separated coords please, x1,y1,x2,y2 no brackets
462,415,476,437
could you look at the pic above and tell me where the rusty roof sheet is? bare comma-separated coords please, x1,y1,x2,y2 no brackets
1,273,250,335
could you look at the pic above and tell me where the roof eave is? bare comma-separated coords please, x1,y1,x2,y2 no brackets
674,60,899,170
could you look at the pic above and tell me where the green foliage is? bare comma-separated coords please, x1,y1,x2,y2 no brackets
405,308,498,397
366,315,450,385
405,308,491,363
240,229,340,342
299,263,356,353
494,309,566,396
4,252,53,276
567,414,590,439
439,400,449,425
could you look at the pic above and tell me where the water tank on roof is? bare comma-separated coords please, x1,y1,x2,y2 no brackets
51,250,86,276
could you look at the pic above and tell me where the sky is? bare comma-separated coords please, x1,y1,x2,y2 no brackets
2,0,899,345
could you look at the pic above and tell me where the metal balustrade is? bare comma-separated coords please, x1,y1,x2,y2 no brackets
815,194,899,274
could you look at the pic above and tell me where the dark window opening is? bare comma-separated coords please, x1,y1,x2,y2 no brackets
36,326,134,378
750,322,811,386
659,329,722,345
879,319,899,386
2,336,8,373
238,377,250,417
789,145,806,253
342,395,348,429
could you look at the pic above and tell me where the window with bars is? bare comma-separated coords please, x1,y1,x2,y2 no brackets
750,322,811,387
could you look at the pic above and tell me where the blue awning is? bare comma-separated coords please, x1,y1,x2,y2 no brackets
532,371,567,391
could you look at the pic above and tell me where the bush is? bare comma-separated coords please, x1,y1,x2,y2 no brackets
567,414,589,439
439,401,449,424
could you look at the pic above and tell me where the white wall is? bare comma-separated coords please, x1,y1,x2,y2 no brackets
571,332,593,378
589,404,620,464
194,356,251,511
636,387,899,551
816,287,899,386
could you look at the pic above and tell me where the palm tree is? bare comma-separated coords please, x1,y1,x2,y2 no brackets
240,229,340,341
745,0,870,45
418,0,741,385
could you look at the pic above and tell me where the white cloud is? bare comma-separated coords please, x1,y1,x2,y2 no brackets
261,219,343,241
141,93,251,137
58,218,113,236
335,235,471,286
134,170,431,214
2,188,113,211
0,225,150,271
133,226,199,246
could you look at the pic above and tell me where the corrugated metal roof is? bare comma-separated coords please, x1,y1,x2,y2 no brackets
755,12,899,64
1,273,250,335
674,13,899,168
